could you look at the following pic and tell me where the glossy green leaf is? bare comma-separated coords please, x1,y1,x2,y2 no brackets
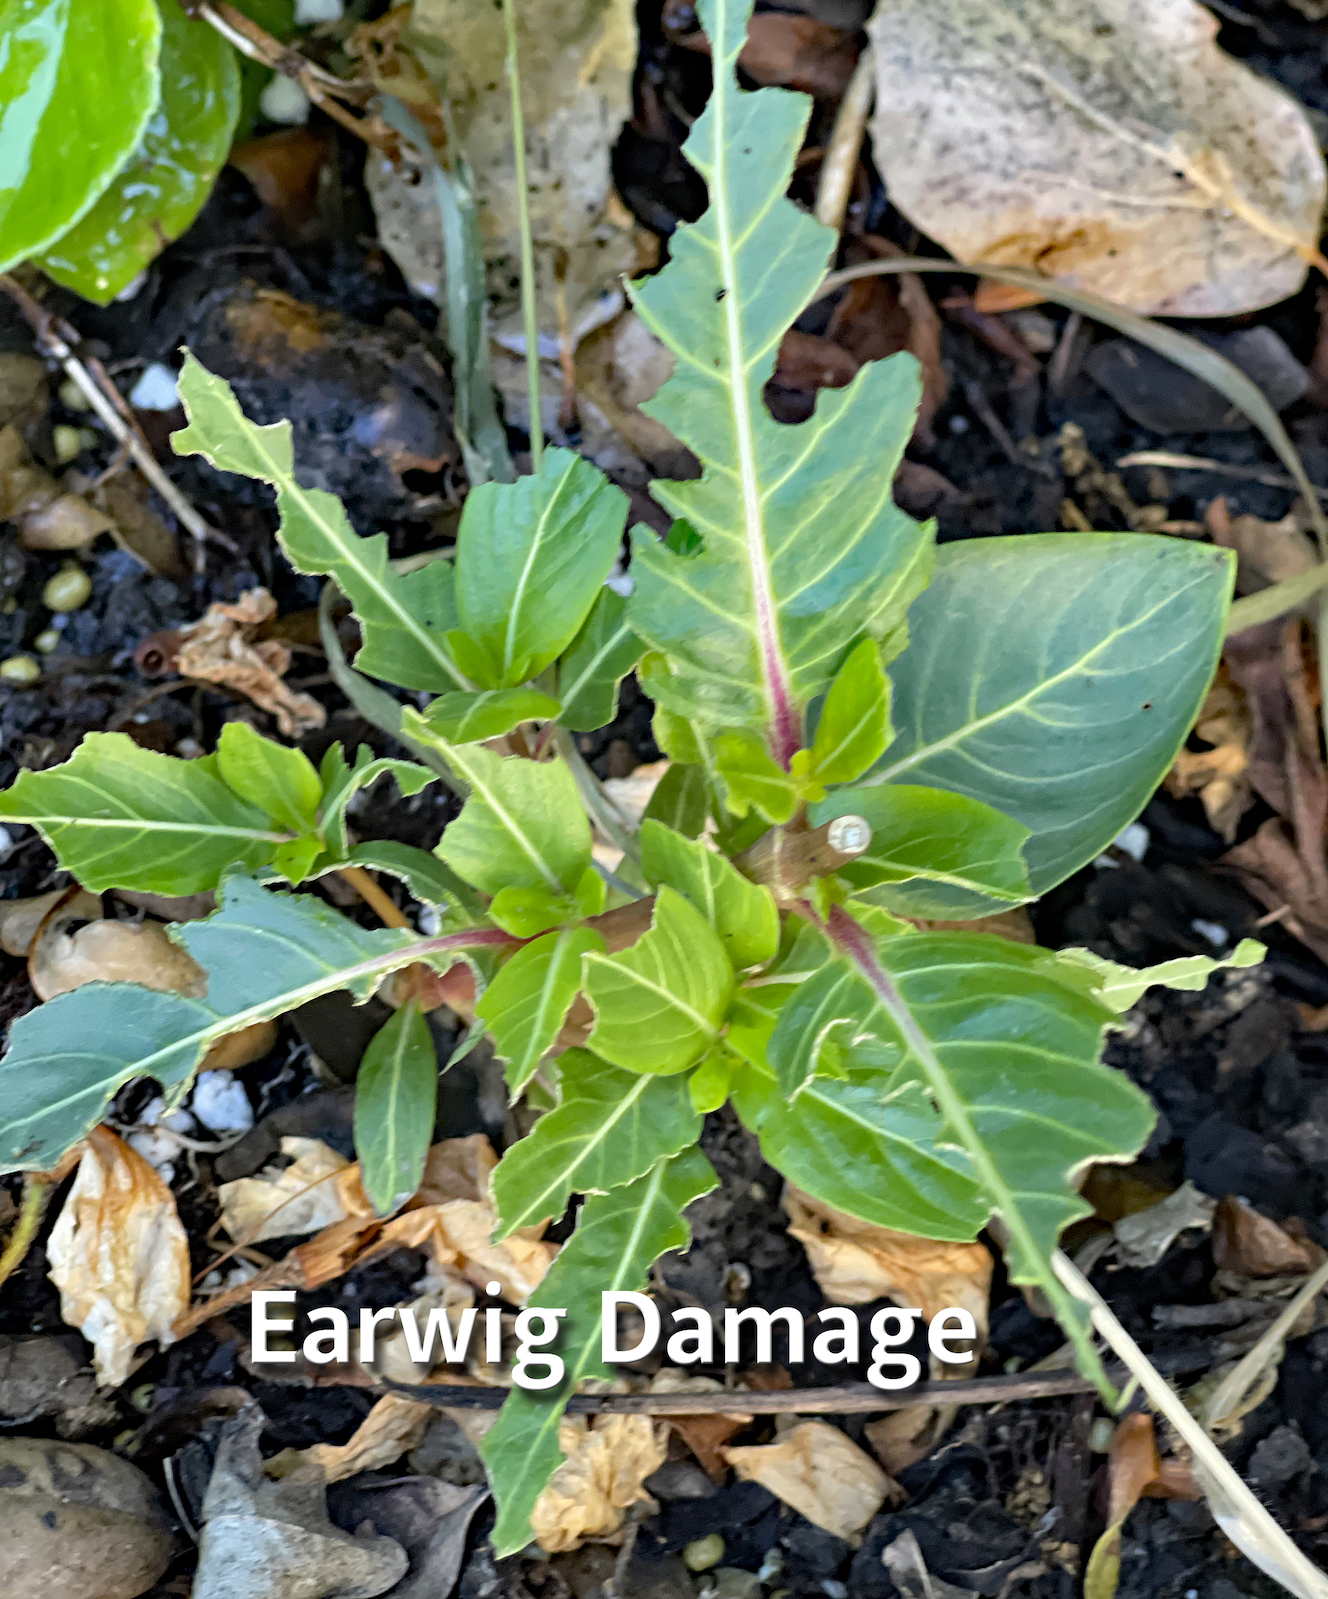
1037,937,1265,1014
715,728,798,823
217,721,321,836
866,535,1234,893
483,1147,717,1556
808,637,890,786
0,0,162,272
557,588,643,732
583,886,734,1075
418,687,561,744
476,928,605,1096
173,356,468,694
453,449,628,688
354,1001,437,1215
0,732,284,894
316,745,437,858
0,876,423,1173
813,784,1031,920
642,762,710,839
38,0,240,303
491,1049,701,1237
625,0,931,761
414,733,592,898
640,818,778,969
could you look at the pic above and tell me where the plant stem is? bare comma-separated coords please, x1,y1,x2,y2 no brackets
338,866,412,930
0,1177,49,1290
553,727,642,869
500,0,544,470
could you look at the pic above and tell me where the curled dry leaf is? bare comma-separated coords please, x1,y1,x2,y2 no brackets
783,1186,990,1373
883,1528,979,1599
217,1137,369,1244
89,475,186,579
724,1420,895,1543
1211,1195,1323,1277
529,1410,668,1554
0,889,100,959
46,1127,191,1387
866,0,1328,316
31,914,207,1003
1084,1414,1199,1599
1165,665,1252,843
268,1393,434,1484
366,1266,478,1383
174,587,326,737
648,1366,753,1484
1112,1181,1217,1270
865,1404,957,1477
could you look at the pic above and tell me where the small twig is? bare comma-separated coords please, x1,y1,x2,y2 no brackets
1200,1253,1328,1434
500,0,545,470
1116,450,1328,506
963,379,1056,478
0,274,236,572
814,45,875,234
0,1177,50,1290
337,865,412,930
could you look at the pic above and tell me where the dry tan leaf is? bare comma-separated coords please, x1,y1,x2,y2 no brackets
47,1127,191,1387
724,1420,891,1543
1212,1195,1322,1277
0,424,59,520
1112,1181,1217,1270
529,1412,667,1554
1209,496,1319,597
30,916,207,1003
414,1133,497,1205
1165,665,1252,842
175,587,325,737
404,1198,557,1305
0,889,100,958
867,0,1327,317
646,1367,753,1483
865,1404,956,1476
199,1020,278,1072
217,1138,368,1244
783,1186,990,1374
268,1393,433,1484
20,493,114,551
366,1266,478,1383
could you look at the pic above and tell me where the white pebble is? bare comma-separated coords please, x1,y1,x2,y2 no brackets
129,363,180,412
296,0,342,20
260,74,311,126
126,1129,177,1184
1191,918,1228,948
1113,822,1150,862
191,1070,254,1134
605,568,634,597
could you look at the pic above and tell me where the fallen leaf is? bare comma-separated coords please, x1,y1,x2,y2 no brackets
1212,1195,1322,1277
401,1197,557,1305
865,1404,957,1476
1113,1181,1217,1270
648,1366,753,1484
365,1267,478,1384
269,1393,434,1484
883,1528,979,1599
0,889,100,958
30,914,207,1003
218,1137,369,1244
323,1477,487,1599
724,1419,892,1543
46,1127,191,1387
666,4,859,100
1165,663,1252,842
784,1186,990,1374
89,475,185,578
1085,1414,1199,1599
19,493,114,552
530,1410,667,1553
867,0,1327,316
229,128,331,237
0,353,47,429
0,426,112,552
175,587,326,737
1208,495,1319,600
414,1133,497,1205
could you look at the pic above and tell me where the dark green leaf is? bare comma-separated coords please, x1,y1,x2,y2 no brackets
557,588,643,732
354,1001,437,1215
807,636,891,786
476,928,605,1095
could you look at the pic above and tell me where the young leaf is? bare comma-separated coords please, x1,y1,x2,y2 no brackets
807,637,891,786
764,958,871,1097
640,818,778,969
414,734,592,897
491,1049,702,1237
0,0,162,273
453,449,628,688
642,761,710,840
476,928,606,1095
625,0,931,759
354,1001,437,1216
812,784,1032,919
714,728,799,823
217,721,321,836
689,1047,737,1113
482,1146,717,1556
0,733,285,894
417,687,561,744
316,745,438,858
0,876,429,1173
1037,938,1265,1014
173,356,468,693
557,587,643,732
37,0,240,303
583,886,735,1075
866,534,1234,893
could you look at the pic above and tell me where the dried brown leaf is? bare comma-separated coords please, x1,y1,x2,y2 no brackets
724,1420,893,1543
217,1137,368,1244
91,476,186,578
1165,665,1252,842
865,1405,956,1476
268,1392,434,1484
175,587,325,737
1085,1414,1199,1599
46,1127,191,1386
1212,1195,1322,1277
530,1412,667,1553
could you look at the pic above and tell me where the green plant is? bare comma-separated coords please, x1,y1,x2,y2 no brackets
0,0,1241,1554
0,0,291,302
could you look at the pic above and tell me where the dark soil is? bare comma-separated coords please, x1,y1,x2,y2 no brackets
6,3,1328,1598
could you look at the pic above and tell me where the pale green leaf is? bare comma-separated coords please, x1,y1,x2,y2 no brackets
866,535,1234,893
354,1001,437,1215
765,958,870,1098
808,637,891,786
418,688,561,744
642,762,710,840
625,0,931,759
0,876,424,1173
584,886,735,1075
218,721,321,836
483,1147,717,1556
0,732,285,894
316,745,437,858
813,784,1031,919
1037,937,1265,1014
715,728,798,823
557,588,643,732
640,819,778,969
272,836,322,885
491,1049,701,1237
476,928,605,1095
173,356,468,694
454,449,628,688
689,1048,737,1114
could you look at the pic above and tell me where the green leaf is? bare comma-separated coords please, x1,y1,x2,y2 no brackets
173,356,468,694
714,728,798,823
476,928,605,1095
37,0,240,303
583,886,735,1075
813,784,1032,920
1037,938,1265,1014
640,819,778,969
557,588,643,732
624,0,931,760
642,762,710,840
354,1001,437,1215
482,1146,717,1556
689,1047,737,1113
764,958,872,1098
453,449,628,688
0,0,162,272
272,835,322,885
808,637,891,786
865,535,1234,894
316,745,437,858
418,688,561,744
0,732,285,894
339,840,482,917
491,1049,701,1237
218,721,321,836
411,731,592,898
0,876,423,1173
